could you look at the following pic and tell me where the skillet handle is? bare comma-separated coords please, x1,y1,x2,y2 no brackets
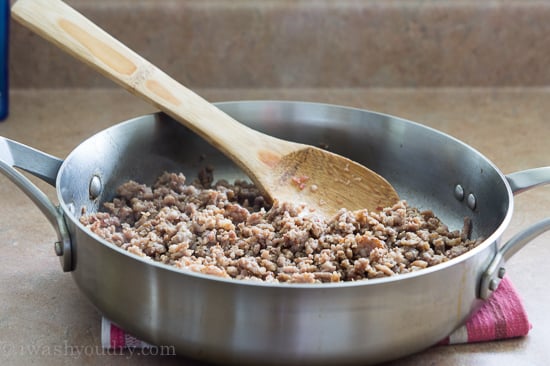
506,167,550,194
0,137,72,271
479,167,550,299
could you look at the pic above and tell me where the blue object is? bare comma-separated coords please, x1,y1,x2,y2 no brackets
0,0,8,121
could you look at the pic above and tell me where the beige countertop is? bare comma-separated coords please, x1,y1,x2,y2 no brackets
0,87,549,365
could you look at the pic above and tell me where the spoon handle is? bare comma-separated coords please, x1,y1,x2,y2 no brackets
12,0,297,175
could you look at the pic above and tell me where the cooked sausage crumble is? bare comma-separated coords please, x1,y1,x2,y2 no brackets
80,172,481,283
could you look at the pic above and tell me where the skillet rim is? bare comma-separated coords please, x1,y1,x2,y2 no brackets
57,100,515,289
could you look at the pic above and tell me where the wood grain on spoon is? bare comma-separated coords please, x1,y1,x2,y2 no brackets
11,0,399,216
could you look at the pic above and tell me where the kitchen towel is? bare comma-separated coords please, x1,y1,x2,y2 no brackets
101,276,531,349
438,275,531,345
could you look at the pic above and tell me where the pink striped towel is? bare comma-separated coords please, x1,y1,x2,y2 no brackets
438,276,531,345
101,276,531,349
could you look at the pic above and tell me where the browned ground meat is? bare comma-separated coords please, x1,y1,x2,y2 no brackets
80,172,482,283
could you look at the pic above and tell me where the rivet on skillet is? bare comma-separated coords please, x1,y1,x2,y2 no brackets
488,278,499,291
89,175,103,200
467,193,477,210
54,241,63,256
454,184,465,201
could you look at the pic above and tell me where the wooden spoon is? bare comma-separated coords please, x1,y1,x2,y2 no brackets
12,0,399,217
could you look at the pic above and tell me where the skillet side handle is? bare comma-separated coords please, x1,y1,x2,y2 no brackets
0,137,72,272
479,218,550,299
506,167,550,194
479,167,550,299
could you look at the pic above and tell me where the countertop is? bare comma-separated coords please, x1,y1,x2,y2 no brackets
0,87,549,365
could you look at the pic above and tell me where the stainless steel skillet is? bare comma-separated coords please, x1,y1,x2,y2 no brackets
1,101,549,365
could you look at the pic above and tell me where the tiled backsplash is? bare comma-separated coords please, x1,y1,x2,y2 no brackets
9,0,550,88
